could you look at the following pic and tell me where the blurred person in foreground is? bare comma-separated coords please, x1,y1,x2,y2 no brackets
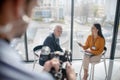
77,23,105,80
0,0,76,80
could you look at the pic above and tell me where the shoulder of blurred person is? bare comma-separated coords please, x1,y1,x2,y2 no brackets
0,39,54,80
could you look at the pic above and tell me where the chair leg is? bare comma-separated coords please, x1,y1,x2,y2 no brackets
89,64,95,80
33,60,37,70
103,56,107,80
92,64,95,80
32,56,37,70
89,64,92,80
79,63,83,80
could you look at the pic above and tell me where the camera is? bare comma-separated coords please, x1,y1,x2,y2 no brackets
39,46,71,80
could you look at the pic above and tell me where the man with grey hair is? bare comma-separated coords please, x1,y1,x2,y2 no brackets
43,25,63,52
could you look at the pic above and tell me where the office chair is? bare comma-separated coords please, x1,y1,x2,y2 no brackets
32,45,43,70
79,47,107,80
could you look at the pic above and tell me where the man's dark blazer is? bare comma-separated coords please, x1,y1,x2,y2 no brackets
43,33,63,52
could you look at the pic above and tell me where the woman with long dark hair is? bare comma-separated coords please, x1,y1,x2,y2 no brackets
78,23,105,80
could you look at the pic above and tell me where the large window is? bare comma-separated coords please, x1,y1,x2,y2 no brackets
11,0,119,61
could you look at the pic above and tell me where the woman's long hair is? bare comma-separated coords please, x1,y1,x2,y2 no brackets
94,23,104,39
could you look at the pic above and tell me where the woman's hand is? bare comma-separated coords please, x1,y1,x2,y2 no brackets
77,42,83,47
85,50,91,53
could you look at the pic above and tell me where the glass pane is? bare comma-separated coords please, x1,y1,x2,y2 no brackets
73,0,117,59
115,17,120,58
27,0,71,60
10,36,26,60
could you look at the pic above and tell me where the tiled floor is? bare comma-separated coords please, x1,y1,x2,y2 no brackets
24,59,120,80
